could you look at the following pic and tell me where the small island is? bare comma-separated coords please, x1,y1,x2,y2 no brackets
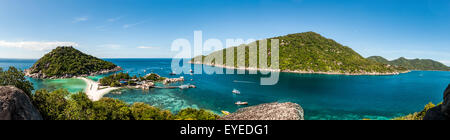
191,32,410,75
99,72,191,89
25,46,122,79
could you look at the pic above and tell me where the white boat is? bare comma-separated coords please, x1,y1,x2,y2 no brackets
232,89,241,94
179,85,189,89
235,101,248,105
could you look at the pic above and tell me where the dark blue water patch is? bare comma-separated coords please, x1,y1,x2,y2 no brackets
0,59,36,70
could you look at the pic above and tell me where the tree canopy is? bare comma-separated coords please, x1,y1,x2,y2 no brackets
192,32,405,74
31,89,219,120
368,56,450,71
28,46,118,78
0,67,34,97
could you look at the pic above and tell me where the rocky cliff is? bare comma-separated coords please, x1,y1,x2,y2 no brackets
424,84,450,120
0,86,42,120
220,102,304,120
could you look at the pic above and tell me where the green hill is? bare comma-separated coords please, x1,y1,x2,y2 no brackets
368,56,450,71
25,46,121,79
366,56,390,64
191,32,406,75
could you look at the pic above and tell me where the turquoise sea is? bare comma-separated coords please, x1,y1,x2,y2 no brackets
1,58,449,120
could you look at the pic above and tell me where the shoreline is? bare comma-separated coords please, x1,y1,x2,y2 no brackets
189,61,411,76
77,77,119,101
24,66,122,79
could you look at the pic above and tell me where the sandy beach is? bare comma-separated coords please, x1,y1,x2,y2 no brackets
78,77,119,101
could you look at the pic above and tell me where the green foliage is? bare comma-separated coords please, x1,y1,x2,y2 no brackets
99,72,131,87
29,46,117,77
99,72,166,87
0,67,34,97
32,89,70,120
175,108,220,120
367,56,390,64
393,102,437,120
31,89,218,120
144,73,166,81
91,98,131,120
368,56,450,71
192,32,404,74
130,102,173,120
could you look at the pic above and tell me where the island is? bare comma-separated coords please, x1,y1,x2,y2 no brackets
367,56,450,71
190,32,409,75
25,46,122,79
99,72,193,89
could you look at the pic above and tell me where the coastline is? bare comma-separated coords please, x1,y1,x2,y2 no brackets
24,66,122,79
78,77,119,101
189,61,411,76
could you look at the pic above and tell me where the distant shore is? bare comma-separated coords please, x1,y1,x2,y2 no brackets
189,61,410,76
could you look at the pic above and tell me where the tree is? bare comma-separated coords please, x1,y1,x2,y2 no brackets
28,46,118,78
130,102,173,120
175,108,219,120
91,98,131,120
0,67,34,97
31,89,219,120
32,89,70,120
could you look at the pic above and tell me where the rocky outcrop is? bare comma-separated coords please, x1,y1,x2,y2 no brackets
0,86,43,120
220,102,304,120
424,84,450,120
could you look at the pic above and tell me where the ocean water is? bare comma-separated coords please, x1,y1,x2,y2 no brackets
1,58,449,120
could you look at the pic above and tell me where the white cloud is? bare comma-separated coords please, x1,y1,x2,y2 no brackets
137,46,159,49
123,21,145,29
107,16,123,22
0,40,78,51
73,17,88,23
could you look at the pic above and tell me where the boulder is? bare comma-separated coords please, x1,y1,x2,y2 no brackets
220,102,304,120
0,86,43,120
424,84,450,120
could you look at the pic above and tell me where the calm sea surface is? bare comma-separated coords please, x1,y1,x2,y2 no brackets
1,58,449,120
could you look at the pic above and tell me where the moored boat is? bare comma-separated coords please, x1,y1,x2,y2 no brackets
235,101,248,105
232,89,241,94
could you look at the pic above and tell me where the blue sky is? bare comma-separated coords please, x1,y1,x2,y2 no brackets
0,0,449,65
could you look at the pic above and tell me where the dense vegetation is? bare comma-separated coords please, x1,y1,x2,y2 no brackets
192,32,404,74
99,72,132,87
1,66,218,120
144,73,167,81
392,102,437,120
99,72,166,87
0,67,34,97
368,56,450,71
28,46,118,78
31,89,219,120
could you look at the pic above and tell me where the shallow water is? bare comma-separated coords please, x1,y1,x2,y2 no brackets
2,58,449,120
